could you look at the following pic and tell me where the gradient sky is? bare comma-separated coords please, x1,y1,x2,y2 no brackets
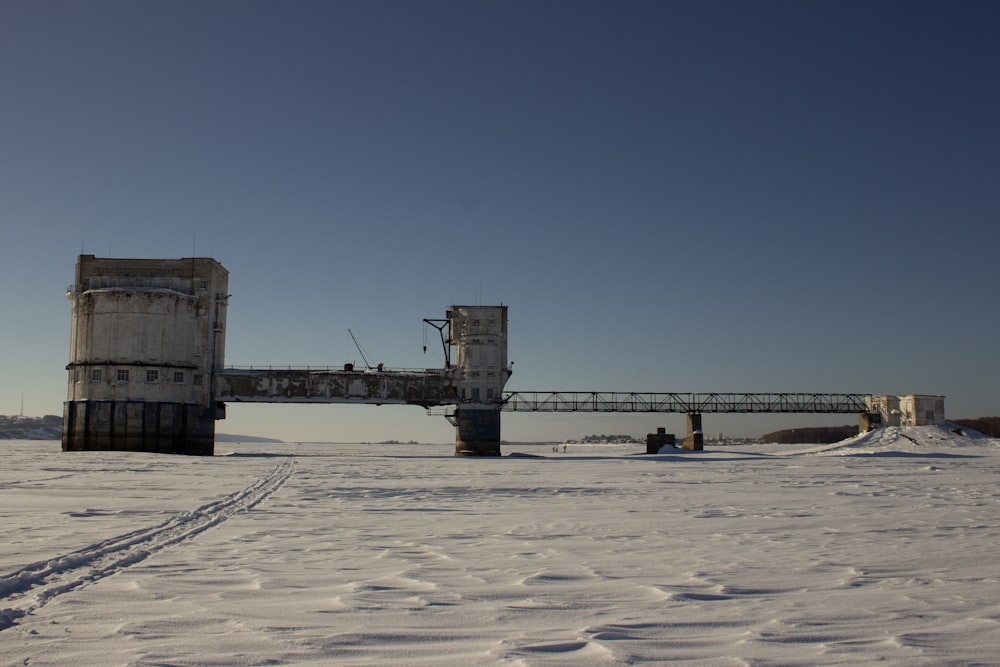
2,0,998,443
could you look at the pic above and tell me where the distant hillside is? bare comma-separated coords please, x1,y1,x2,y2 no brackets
760,425,858,444
0,415,63,439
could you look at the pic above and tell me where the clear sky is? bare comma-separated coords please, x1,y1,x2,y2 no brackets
2,0,998,443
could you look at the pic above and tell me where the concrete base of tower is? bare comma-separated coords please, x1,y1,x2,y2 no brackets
454,408,502,456
62,400,216,455
681,413,704,451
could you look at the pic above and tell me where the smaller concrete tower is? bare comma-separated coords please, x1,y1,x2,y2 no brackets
448,305,511,456
63,256,229,454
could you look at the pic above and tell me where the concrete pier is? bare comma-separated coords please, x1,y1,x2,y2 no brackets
455,408,502,456
682,413,704,451
63,400,216,455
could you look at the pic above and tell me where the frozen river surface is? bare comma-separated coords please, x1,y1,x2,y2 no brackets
2,426,999,666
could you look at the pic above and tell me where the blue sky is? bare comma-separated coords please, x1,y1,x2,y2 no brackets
2,0,998,443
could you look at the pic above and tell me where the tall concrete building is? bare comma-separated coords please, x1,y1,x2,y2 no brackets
63,256,229,454
447,305,510,455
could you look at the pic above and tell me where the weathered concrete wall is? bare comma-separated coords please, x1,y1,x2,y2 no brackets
864,395,946,427
899,395,946,426
449,306,509,407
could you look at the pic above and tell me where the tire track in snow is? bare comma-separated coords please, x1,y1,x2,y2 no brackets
0,457,294,631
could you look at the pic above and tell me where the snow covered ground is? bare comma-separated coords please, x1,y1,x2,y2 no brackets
2,425,999,666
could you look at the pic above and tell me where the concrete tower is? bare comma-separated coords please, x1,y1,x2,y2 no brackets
63,255,229,455
448,305,511,456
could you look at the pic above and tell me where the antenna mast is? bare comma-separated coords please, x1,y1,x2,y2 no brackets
348,329,373,369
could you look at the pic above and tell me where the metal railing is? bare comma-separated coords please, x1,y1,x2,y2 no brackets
500,392,871,414
221,365,446,374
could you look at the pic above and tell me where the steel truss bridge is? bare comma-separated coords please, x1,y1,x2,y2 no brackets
500,392,870,414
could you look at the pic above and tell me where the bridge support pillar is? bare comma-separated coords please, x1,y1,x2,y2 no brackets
682,413,704,451
455,408,502,456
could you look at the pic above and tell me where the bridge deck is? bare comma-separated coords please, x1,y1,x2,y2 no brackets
215,369,870,415
215,368,455,407
500,392,870,413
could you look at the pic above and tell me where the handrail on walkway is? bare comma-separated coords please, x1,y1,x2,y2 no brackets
500,391,870,414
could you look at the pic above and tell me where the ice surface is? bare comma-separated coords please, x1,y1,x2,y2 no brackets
2,426,999,665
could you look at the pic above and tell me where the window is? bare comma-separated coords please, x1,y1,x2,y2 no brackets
91,368,102,382
146,369,159,383
117,369,130,382
471,387,480,400
174,371,185,383
193,374,203,386
487,388,494,399
199,279,208,290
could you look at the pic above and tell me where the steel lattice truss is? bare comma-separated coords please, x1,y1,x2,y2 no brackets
501,392,870,414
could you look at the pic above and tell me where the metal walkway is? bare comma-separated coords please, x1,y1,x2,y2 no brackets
500,392,870,414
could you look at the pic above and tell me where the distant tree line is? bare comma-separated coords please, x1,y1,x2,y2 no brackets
952,417,1000,437
760,425,858,444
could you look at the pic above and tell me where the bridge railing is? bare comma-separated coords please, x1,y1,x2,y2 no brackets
500,392,871,414
222,365,446,374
